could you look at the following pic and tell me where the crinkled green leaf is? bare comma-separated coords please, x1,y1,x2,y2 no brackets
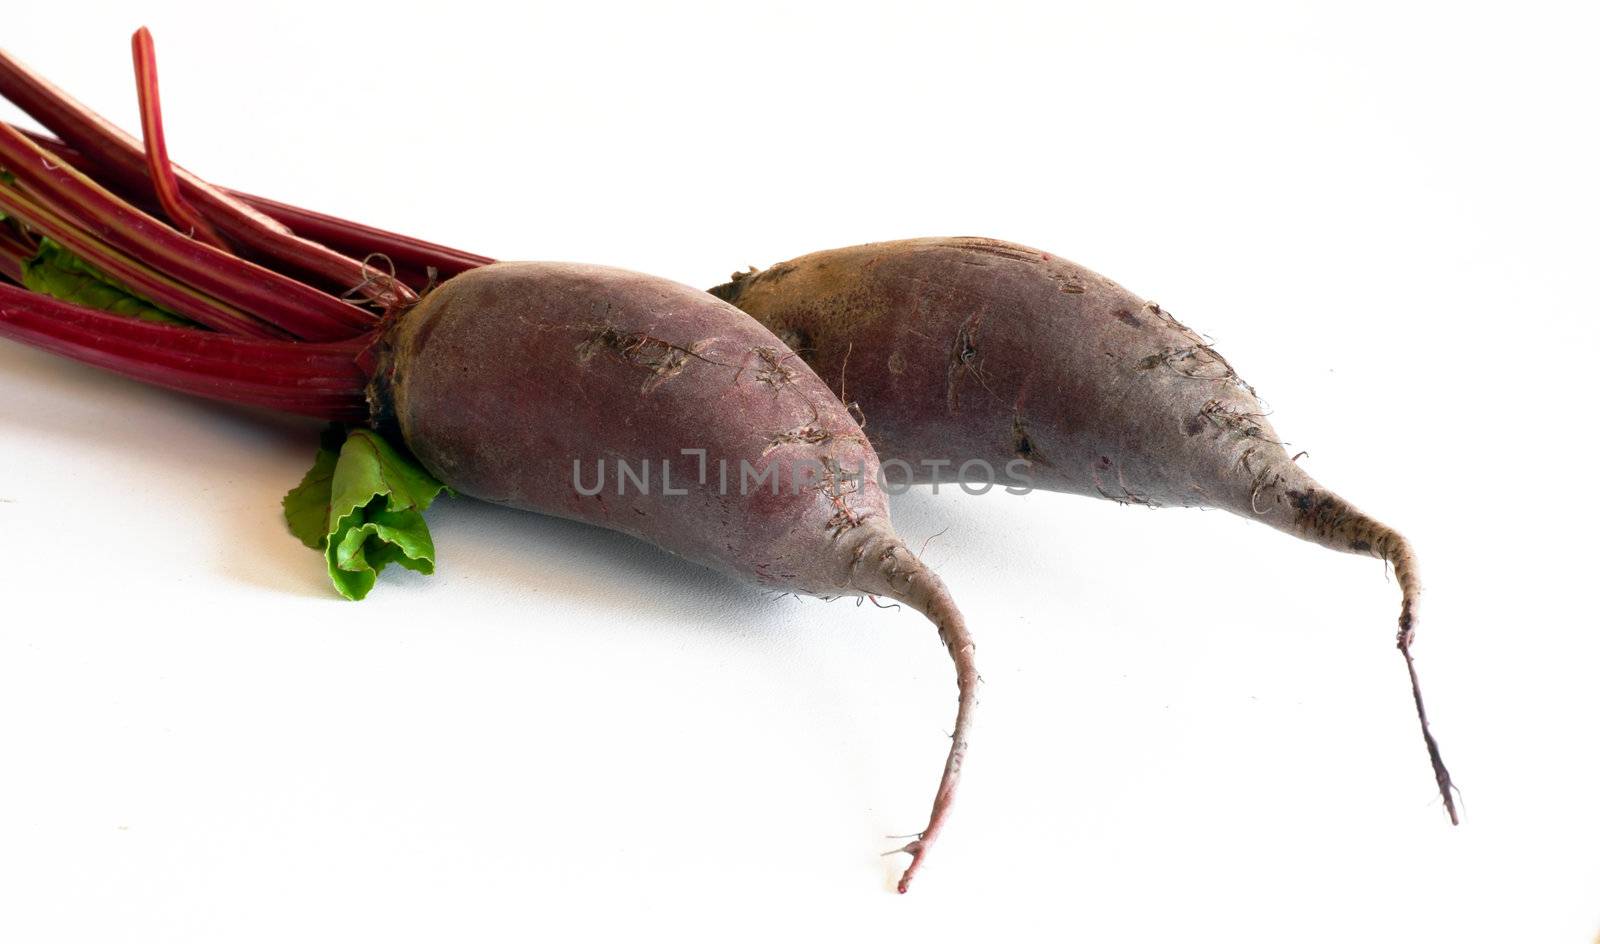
282,425,346,550
20,237,189,324
282,425,447,601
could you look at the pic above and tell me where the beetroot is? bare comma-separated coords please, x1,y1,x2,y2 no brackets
711,237,1456,824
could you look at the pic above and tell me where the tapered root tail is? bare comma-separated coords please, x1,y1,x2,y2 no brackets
1383,533,1459,825
863,538,979,894
1248,465,1458,824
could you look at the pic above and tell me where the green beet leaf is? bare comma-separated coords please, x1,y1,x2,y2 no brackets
283,425,346,550
20,238,189,325
282,425,447,601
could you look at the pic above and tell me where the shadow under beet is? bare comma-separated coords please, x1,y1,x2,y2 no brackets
418,492,782,630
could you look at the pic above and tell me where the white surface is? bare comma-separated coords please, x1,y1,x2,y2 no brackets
1,2,1596,941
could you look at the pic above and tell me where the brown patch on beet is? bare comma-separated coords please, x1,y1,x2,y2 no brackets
1144,302,1213,347
954,240,1044,264
812,457,865,536
954,326,979,366
945,238,1082,291
1237,445,1288,514
1130,304,1260,395
1011,414,1041,463
577,326,713,392
1093,482,1155,507
1114,307,1141,327
1284,487,1373,546
1136,343,1258,396
763,422,833,456
1088,454,1158,507
1350,539,1372,552
751,345,798,389
945,318,995,414
1198,398,1279,442
1145,301,1183,330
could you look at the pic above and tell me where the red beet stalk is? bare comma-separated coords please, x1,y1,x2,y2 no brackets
129,28,229,251
0,174,281,337
0,41,415,312
0,280,369,419
6,122,495,289
227,191,494,284
0,30,483,422
0,122,374,339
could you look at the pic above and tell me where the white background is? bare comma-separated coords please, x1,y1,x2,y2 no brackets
2,2,1595,941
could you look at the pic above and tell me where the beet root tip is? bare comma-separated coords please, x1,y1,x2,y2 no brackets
1381,534,1459,825
894,840,924,894
868,548,979,895
1398,624,1460,826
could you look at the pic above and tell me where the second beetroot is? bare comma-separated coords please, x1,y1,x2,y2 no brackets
712,236,1457,824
